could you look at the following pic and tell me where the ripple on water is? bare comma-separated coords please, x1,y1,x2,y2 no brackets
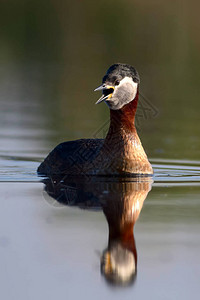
152,159,200,186
0,155,200,186
0,155,40,182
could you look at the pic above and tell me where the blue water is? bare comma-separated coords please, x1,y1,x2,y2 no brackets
1,155,200,299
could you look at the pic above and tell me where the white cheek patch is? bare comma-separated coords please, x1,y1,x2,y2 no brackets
117,77,138,99
108,77,138,110
118,76,138,93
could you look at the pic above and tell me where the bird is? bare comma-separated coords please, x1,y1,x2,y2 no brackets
37,63,153,176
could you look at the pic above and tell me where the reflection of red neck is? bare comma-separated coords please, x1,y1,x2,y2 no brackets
108,223,137,267
109,89,139,132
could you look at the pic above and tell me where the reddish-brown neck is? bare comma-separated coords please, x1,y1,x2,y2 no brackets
109,90,139,133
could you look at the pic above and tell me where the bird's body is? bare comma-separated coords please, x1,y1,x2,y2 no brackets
38,64,153,176
38,139,104,175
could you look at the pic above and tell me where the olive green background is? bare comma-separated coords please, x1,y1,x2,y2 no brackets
1,0,199,160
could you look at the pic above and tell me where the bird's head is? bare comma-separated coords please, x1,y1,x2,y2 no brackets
95,63,140,110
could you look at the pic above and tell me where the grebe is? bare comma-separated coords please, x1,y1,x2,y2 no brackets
38,63,153,176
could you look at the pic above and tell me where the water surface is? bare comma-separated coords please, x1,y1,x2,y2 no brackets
1,156,200,299
1,1,200,298
1,65,200,298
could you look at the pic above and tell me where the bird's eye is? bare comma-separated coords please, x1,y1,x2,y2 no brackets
115,80,120,86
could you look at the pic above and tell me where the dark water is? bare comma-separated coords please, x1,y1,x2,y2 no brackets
1,1,200,299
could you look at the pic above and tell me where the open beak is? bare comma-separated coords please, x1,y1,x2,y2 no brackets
94,84,114,104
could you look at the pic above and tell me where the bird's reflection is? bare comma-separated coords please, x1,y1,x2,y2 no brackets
42,175,152,286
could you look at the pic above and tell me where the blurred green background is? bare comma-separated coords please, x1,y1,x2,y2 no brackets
0,0,200,160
